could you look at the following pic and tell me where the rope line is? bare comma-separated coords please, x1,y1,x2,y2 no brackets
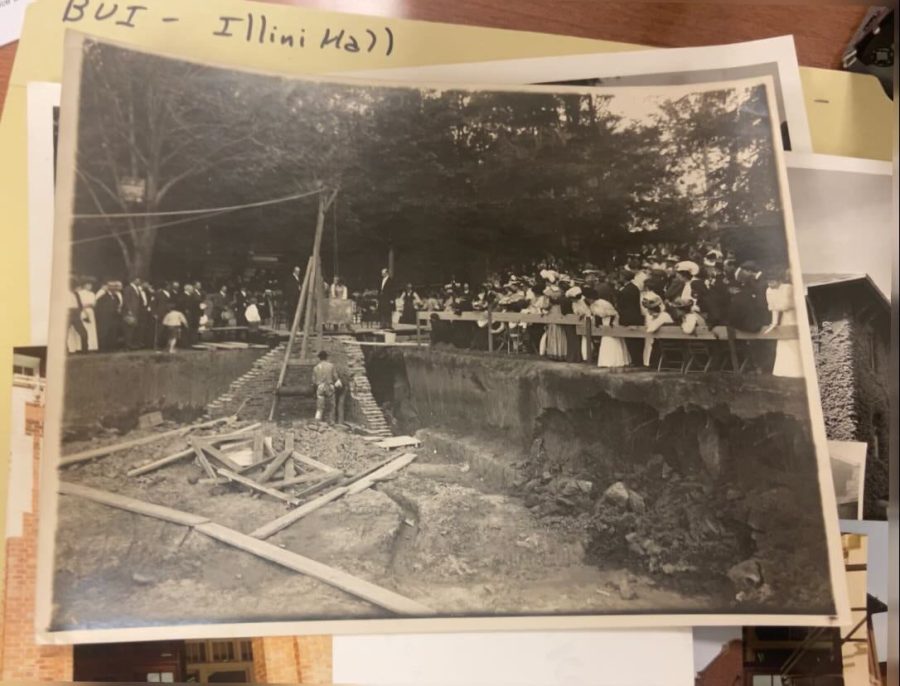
72,187,328,220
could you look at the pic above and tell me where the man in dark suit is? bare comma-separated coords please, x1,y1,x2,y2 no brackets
234,283,249,326
95,280,123,351
122,278,144,349
617,269,649,367
284,265,303,326
377,267,395,330
728,261,773,371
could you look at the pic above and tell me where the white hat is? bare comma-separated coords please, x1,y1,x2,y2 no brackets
565,286,582,298
641,292,663,308
675,260,700,276
590,299,617,318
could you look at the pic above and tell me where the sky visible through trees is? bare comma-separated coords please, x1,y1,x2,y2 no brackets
70,40,786,288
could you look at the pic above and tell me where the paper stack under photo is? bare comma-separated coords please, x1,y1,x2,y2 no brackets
36,32,848,642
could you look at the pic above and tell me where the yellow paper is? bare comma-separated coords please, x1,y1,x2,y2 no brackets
801,66,894,162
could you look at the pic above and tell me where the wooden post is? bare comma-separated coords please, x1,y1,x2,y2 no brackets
316,260,326,351
415,314,421,346
726,326,740,373
268,256,313,421
487,306,493,353
300,189,339,361
584,316,593,364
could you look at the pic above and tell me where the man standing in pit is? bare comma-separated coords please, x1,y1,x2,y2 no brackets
311,350,342,423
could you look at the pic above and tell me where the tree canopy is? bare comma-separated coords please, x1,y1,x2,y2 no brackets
70,40,786,289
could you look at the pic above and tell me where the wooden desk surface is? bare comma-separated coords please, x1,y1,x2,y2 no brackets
0,1,866,117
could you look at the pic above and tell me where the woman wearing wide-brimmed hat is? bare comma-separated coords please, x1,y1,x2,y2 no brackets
591,297,630,369
542,283,567,361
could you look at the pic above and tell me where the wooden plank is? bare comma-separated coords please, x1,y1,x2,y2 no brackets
196,440,243,472
266,473,324,490
253,454,411,539
218,439,252,452
283,457,296,480
252,431,264,462
292,472,345,500
292,452,339,474
59,482,211,527
126,447,194,477
237,452,280,475
216,468,300,506
258,448,295,484
61,480,430,614
207,423,263,445
59,416,234,467
196,521,432,615
225,447,255,467
250,486,350,539
374,436,420,450
347,453,417,495
190,439,218,480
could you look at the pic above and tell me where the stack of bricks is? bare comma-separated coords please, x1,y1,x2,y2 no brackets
0,388,74,680
205,344,288,420
337,336,392,436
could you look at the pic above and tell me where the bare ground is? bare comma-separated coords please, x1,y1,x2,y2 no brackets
52,419,710,630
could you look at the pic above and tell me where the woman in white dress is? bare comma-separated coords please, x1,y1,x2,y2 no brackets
542,284,567,361
67,279,98,352
591,298,630,368
76,280,99,351
764,269,803,377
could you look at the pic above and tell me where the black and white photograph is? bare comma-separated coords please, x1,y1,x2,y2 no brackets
787,152,893,521
39,34,846,641
350,35,812,153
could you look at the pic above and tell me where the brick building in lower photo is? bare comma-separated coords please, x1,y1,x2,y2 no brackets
0,352,332,683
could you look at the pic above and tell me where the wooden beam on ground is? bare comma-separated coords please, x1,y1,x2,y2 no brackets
207,423,263,445
237,452,280,475
252,453,416,540
127,448,194,477
292,471,345,500
60,481,431,615
250,486,350,539
190,440,218,480
257,448,295,484
292,452,339,474
59,482,211,527
195,440,243,472
346,453,417,495
216,468,301,506
374,436,420,450
196,521,432,615
266,473,325,490
59,416,235,467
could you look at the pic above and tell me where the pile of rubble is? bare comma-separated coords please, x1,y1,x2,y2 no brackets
517,439,755,598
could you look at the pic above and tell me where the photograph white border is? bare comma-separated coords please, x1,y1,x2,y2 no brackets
36,32,849,644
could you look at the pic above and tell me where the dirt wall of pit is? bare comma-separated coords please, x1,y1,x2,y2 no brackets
63,349,268,431
364,346,836,615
